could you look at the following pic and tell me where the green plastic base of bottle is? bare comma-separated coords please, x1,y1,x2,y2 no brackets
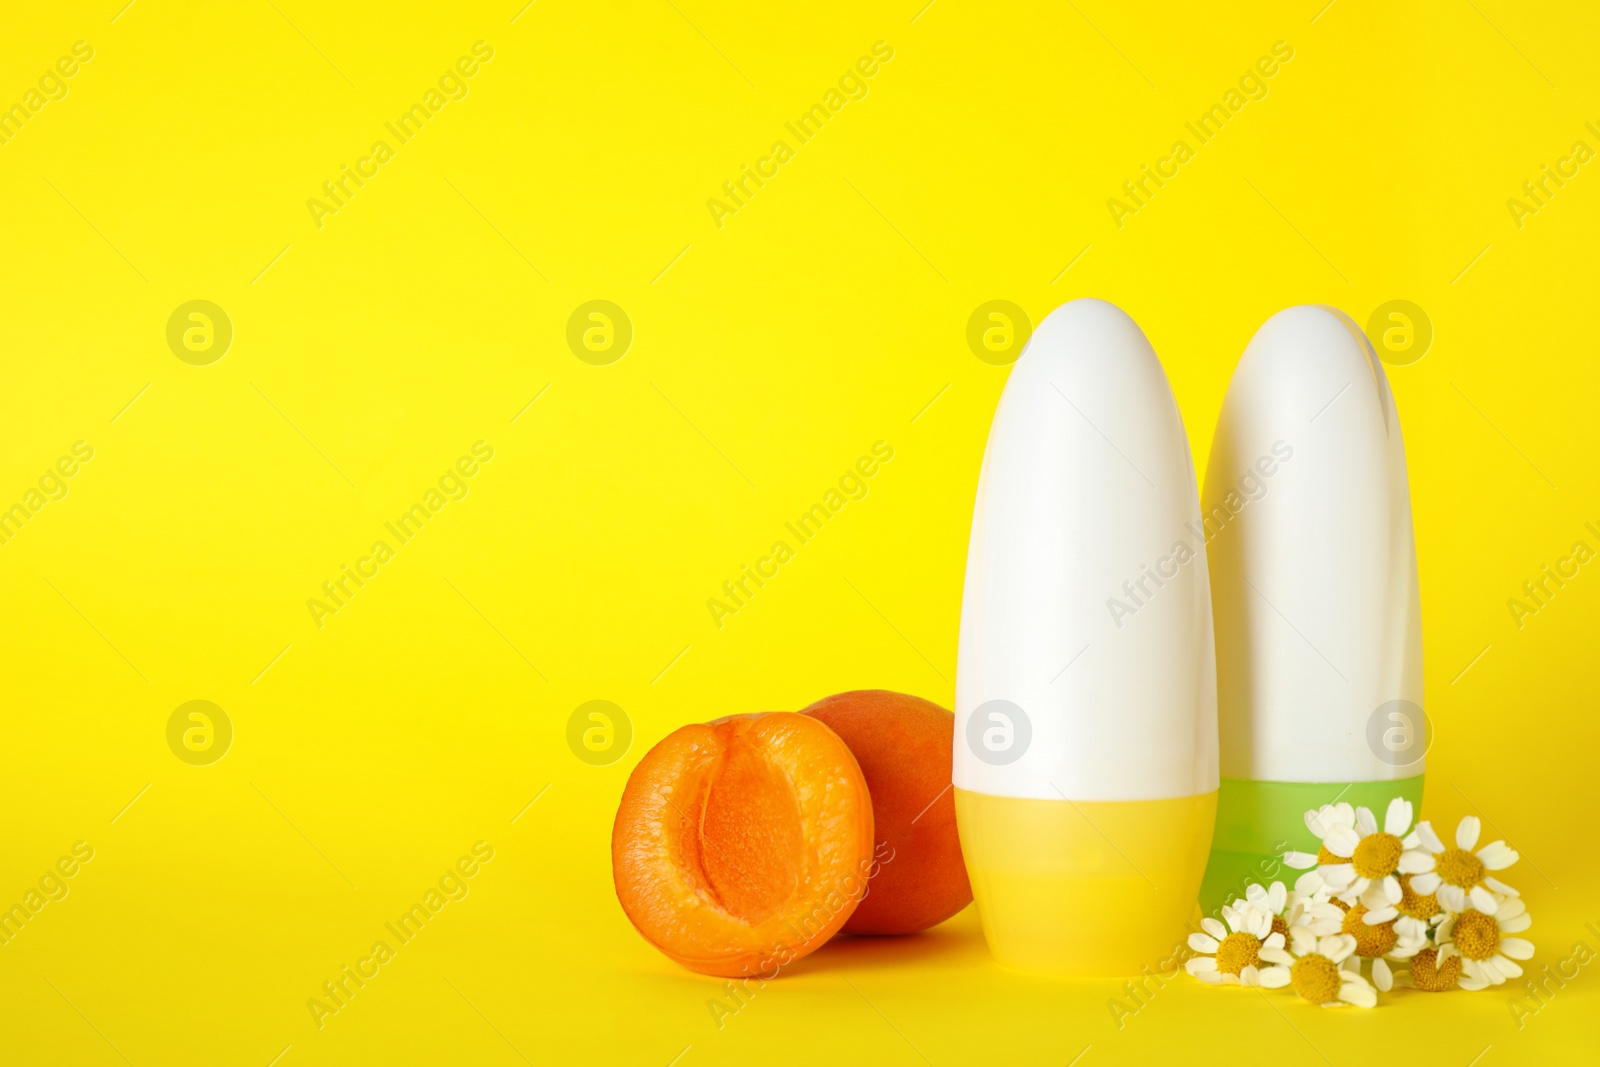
1198,774,1426,918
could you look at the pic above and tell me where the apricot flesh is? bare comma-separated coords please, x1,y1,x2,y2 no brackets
801,690,972,935
611,712,874,977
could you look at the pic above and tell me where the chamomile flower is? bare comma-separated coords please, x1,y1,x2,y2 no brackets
1186,904,1291,987
1394,946,1462,992
1284,889,1346,937
1365,873,1447,940
1282,927,1377,1008
1437,898,1534,990
1238,880,1291,934
1408,816,1520,914
1283,803,1356,896
1285,798,1431,913
1330,899,1424,992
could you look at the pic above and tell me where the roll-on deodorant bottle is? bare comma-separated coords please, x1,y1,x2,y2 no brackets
955,298,1218,977
1198,306,1424,914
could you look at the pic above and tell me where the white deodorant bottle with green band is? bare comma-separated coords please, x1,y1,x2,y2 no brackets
1198,305,1425,914
954,297,1218,977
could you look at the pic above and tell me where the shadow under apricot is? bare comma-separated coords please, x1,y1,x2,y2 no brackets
787,904,987,977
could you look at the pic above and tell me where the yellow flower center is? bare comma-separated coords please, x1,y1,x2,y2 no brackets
1409,947,1461,992
1436,847,1486,889
1215,932,1263,975
1351,832,1403,878
1290,954,1342,1004
1340,903,1399,958
1271,915,1288,939
1452,910,1501,961
1397,874,1442,921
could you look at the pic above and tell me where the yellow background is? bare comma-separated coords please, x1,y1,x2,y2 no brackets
3,0,1597,1063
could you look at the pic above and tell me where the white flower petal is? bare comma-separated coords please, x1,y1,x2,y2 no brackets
1324,827,1360,858
1294,870,1325,895
1202,917,1227,940
1395,916,1425,940
1485,876,1520,897
1398,850,1433,874
1459,974,1489,991
1189,933,1219,953
1470,886,1498,914
1321,863,1357,888
1498,897,1528,921
1438,884,1466,913
1310,901,1344,922
1339,981,1377,1008
1322,934,1356,964
1307,803,1356,837
1385,797,1413,837
1415,820,1444,853
1259,966,1291,989
1221,905,1243,934
1410,871,1441,895
1383,875,1403,904
1457,815,1481,851
1239,964,1260,986
1260,947,1294,966
1365,906,1398,925
1502,914,1533,934
1186,956,1218,975
1263,932,1285,951
1494,955,1524,981
1355,806,1378,837
1195,969,1225,985
1283,851,1318,870
1477,841,1519,870
1389,938,1423,960
1373,957,1393,991
1501,938,1535,960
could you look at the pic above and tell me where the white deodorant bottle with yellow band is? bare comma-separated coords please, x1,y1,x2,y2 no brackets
954,298,1218,977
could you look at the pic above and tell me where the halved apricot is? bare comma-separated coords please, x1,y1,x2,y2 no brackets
801,690,972,935
611,712,874,977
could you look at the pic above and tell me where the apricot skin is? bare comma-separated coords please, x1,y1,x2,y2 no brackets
611,713,874,977
801,690,972,935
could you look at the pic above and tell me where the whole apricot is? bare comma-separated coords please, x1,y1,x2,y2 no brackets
611,712,874,977
801,690,972,935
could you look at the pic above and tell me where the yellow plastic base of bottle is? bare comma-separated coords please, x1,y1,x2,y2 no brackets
954,788,1217,977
